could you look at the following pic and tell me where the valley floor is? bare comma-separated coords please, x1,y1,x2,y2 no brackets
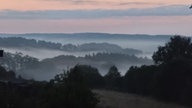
93,90,188,108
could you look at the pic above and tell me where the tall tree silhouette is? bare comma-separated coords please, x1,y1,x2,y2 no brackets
104,66,121,90
152,36,192,64
152,36,192,105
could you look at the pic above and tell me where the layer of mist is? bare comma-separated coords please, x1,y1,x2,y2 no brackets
0,52,152,80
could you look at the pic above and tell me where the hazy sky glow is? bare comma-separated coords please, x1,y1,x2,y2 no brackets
0,0,191,35
0,0,190,10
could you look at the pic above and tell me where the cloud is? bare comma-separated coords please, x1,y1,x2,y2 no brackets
44,0,164,6
0,5,191,20
46,0,98,4
117,2,165,6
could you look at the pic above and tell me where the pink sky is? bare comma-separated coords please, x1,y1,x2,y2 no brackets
0,0,191,35
0,16,191,35
0,0,190,10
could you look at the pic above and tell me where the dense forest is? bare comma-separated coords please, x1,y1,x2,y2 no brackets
0,35,192,107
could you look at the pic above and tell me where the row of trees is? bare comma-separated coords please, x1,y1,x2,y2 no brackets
0,37,142,55
0,37,62,49
0,52,39,72
84,53,149,62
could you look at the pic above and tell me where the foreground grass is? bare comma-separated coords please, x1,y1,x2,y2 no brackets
93,90,188,108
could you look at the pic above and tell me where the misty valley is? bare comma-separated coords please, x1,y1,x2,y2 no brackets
1,1,192,108
0,33,169,80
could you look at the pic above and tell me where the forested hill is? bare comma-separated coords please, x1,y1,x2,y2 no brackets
0,37,142,55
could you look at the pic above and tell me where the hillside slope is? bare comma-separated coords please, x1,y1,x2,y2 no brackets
93,90,188,108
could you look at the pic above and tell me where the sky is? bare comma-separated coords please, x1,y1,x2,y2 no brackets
0,0,192,35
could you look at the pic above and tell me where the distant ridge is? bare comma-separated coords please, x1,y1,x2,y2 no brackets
0,33,173,40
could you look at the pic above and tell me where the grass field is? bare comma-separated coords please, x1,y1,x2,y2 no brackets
93,90,188,108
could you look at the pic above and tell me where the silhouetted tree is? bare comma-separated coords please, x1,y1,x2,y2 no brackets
152,59,192,105
104,66,121,90
45,65,99,108
68,65,104,88
124,65,158,95
151,36,192,106
153,36,192,64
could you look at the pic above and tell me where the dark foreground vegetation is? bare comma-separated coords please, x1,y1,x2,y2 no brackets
0,65,98,108
105,36,192,107
101,36,192,107
0,35,192,107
